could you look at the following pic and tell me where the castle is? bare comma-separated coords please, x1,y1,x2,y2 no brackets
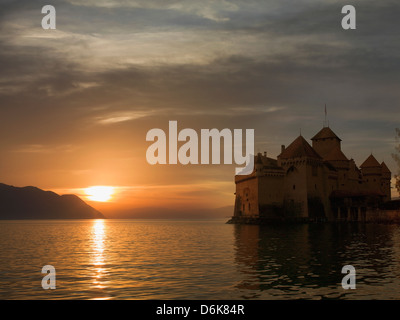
232,126,392,222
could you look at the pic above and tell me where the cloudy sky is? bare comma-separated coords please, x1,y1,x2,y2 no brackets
0,0,399,217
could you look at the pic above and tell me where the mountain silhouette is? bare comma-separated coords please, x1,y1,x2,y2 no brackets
0,183,105,219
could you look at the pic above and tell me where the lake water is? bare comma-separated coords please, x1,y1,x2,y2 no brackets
1,219,400,300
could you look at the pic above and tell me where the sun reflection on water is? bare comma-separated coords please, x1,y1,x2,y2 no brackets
91,220,106,290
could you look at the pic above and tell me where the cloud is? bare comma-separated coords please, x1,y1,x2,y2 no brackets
97,111,154,124
66,0,239,21
11,144,77,153
1,0,400,194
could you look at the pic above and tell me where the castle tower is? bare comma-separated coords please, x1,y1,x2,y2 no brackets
360,154,383,195
278,135,326,219
323,144,350,190
381,161,391,202
234,152,285,219
311,127,342,159
255,153,263,176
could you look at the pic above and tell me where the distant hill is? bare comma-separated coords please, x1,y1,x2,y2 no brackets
0,183,105,219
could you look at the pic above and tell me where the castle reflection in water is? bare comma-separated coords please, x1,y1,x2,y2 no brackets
232,222,400,299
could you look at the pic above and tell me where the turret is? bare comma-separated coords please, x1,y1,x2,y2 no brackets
381,161,391,201
311,127,342,159
360,154,382,176
360,154,382,194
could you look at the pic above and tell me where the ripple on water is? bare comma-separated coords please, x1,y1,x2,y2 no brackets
1,220,400,299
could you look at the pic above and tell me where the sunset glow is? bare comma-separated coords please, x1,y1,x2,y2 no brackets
0,0,398,220
85,186,115,202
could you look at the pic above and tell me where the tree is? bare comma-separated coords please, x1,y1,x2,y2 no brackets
393,128,400,195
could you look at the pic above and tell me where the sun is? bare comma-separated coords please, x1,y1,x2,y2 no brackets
85,186,115,202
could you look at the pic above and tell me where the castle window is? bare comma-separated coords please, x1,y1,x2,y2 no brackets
293,185,296,190
248,203,251,211
315,184,317,190
243,204,245,212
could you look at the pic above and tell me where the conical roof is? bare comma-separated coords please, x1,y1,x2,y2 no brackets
311,127,341,141
381,161,391,173
360,154,381,168
324,147,348,161
279,135,322,160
